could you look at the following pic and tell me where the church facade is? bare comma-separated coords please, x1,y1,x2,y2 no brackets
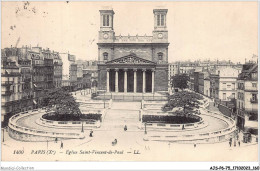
97,9,169,93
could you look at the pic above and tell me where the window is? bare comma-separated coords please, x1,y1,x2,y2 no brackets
232,83,235,89
223,93,226,100
252,94,257,102
107,15,109,26
252,83,257,87
157,15,160,26
232,93,235,98
157,14,165,26
158,52,163,60
103,15,109,26
251,73,257,79
161,15,164,26
103,15,106,26
103,52,108,60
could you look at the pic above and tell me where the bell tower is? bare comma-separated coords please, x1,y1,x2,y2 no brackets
152,9,168,43
99,9,115,43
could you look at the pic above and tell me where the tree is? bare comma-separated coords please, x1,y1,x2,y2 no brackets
42,88,81,116
171,74,190,90
162,91,203,113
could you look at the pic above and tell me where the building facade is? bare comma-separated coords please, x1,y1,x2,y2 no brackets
193,72,200,93
210,73,220,99
1,46,64,125
53,52,63,88
1,53,22,127
198,71,209,95
217,67,240,101
168,63,179,87
18,58,34,112
69,63,78,90
97,9,169,93
236,63,258,137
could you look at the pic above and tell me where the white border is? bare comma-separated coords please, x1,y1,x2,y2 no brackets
0,0,259,170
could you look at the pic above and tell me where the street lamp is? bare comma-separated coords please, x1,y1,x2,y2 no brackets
104,92,106,109
144,122,147,134
81,122,84,133
2,128,4,142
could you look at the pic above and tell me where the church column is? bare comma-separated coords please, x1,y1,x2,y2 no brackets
142,68,146,93
106,69,110,92
152,69,155,93
115,68,119,93
124,68,128,93
133,68,137,93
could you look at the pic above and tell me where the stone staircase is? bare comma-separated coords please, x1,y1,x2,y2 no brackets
102,106,141,131
110,102,141,110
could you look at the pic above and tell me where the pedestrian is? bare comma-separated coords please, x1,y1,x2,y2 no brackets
238,140,240,147
55,137,58,143
182,125,185,130
124,125,127,131
112,139,117,146
60,141,63,149
229,141,231,147
234,140,236,147
89,130,93,137
194,143,196,148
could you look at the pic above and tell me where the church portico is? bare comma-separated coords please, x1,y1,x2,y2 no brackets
106,66,155,93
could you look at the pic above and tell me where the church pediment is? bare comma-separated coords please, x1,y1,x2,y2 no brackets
106,54,156,65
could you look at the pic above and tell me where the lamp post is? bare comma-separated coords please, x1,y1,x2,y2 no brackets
81,122,84,133
104,92,106,109
144,122,147,134
2,128,4,142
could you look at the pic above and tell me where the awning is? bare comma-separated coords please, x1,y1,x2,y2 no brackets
33,100,37,104
33,84,37,87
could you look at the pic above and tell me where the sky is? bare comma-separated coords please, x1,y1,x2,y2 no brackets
1,1,258,63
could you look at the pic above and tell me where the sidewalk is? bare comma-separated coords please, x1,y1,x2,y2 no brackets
207,101,220,112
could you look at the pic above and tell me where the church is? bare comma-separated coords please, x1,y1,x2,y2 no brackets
97,9,169,93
